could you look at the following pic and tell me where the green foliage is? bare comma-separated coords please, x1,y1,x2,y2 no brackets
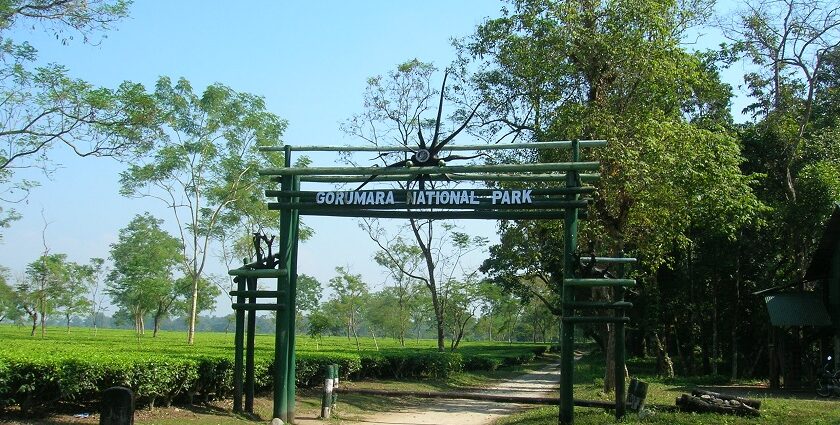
119,76,288,343
0,267,21,323
0,1,159,232
328,266,369,347
107,213,183,334
0,326,549,410
295,274,322,314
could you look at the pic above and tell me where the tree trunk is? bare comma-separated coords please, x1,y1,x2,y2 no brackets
352,324,361,351
39,298,46,338
187,275,199,345
371,329,379,351
29,311,37,337
732,242,741,380
605,323,615,392
488,312,493,341
712,294,718,376
433,294,445,351
655,332,674,378
153,311,162,337
409,218,445,351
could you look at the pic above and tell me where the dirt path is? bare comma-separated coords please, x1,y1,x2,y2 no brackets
296,362,562,425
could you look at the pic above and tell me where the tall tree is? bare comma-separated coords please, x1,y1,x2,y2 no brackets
345,60,487,351
87,257,108,331
0,1,160,233
727,0,840,273
107,213,183,336
374,237,424,346
466,0,761,391
55,262,93,332
119,77,287,344
294,273,322,333
328,267,368,351
21,253,72,336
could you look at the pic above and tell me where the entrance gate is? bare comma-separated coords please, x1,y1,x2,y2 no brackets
228,140,635,424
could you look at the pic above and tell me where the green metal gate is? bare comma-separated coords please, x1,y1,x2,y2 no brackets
228,139,635,424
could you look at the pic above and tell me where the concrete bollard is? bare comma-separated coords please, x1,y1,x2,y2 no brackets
320,365,335,419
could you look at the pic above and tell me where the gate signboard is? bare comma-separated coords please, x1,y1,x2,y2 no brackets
228,139,635,425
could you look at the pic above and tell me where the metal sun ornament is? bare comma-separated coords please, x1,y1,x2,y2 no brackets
357,71,484,191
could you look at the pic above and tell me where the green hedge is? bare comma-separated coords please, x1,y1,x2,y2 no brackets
357,351,465,379
0,333,549,411
0,352,363,412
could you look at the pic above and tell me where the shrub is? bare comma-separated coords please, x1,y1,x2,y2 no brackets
0,327,549,411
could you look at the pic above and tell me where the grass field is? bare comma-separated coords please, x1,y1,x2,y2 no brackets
0,324,548,358
2,326,839,424
493,351,840,425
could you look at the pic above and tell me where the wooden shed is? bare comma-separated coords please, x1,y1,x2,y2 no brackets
760,203,840,388
803,203,840,370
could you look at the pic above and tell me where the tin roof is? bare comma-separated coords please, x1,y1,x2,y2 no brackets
764,293,832,327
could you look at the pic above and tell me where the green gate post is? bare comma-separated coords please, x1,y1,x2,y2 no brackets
232,275,246,413
560,139,580,425
274,145,296,423
245,276,257,412
285,175,301,423
615,251,626,419
274,171,294,423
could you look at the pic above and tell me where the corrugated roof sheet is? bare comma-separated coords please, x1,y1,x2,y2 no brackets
764,293,832,327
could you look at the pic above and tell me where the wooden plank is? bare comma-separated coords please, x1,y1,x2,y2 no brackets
561,316,630,323
228,268,288,278
564,301,633,309
260,162,600,177
564,278,635,287
231,303,285,311
229,290,286,298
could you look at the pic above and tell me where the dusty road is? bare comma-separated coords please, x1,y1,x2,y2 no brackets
296,362,562,425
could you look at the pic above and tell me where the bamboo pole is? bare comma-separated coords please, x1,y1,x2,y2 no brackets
259,140,607,152
232,275,245,413
285,175,301,423
245,276,256,413
615,251,627,419
563,278,635,287
273,171,293,423
260,162,599,177
296,173,601,183
228,268,288,278
288,209,574,220
560,139,580,425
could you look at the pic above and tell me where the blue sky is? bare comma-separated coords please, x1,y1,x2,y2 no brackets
2,1,749,316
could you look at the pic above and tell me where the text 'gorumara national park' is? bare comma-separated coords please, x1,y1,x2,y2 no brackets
314,190,534,206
